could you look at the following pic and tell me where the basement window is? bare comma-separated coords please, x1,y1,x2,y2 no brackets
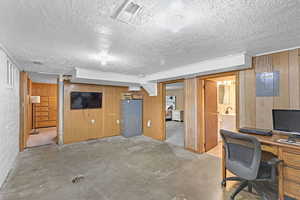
6,60,14,89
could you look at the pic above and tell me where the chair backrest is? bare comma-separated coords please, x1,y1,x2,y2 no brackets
220,129,262,180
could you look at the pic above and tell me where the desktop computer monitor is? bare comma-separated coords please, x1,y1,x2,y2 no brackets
273,109,300,135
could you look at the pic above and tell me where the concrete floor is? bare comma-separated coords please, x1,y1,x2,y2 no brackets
26,127,57,148
166,121,184,147
207,142,222,158
0,136,260,200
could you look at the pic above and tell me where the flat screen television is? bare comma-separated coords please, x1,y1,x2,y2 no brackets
71,92,102,110
273,109,300,134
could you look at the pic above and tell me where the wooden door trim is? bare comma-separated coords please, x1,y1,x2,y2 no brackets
19,72,29,152
198,71,240,152
160,79,185,84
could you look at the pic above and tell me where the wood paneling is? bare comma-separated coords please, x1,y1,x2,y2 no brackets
64,82,165,144
255,55,274,129
289,49,300,109
142,83,165,141
63,82,128,144
19,72,31,151
239,49,300,129
239,69,256,127
184,78,200,152
32,83,57,128
103,86,127,137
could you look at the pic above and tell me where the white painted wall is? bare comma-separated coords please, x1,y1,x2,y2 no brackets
0,48,20,188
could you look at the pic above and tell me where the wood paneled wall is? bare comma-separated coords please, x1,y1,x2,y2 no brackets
184,78,202,152
63,82,166,144
142,83,165,141
32,83,57,128
239,49,300,129
20,72,30,151
64,82,128,144
32,83,57,97
27,79,32,134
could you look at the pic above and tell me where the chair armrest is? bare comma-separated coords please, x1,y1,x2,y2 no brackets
267,158,282,166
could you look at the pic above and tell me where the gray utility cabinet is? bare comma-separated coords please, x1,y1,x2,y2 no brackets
121,100,143,137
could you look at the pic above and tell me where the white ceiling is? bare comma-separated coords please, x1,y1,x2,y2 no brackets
1,0,300,76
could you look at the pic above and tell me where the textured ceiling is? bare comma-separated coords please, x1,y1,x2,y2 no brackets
1,0,300,76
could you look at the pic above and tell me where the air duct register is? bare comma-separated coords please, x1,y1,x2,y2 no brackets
112,0,143,24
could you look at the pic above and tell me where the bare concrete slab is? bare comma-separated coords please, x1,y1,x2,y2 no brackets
0,136,259,200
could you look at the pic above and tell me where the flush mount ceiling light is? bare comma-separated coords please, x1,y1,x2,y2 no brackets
98,51,114,66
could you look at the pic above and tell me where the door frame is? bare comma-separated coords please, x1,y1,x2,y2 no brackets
19,72,29,152
161,79,185,143
198,71,240,152
20,75,60,151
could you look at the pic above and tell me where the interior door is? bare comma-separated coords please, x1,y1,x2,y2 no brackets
204,80,218,152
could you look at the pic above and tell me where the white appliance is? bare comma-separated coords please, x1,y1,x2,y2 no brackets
172,110,184,121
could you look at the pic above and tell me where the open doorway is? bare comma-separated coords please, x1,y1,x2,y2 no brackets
204,75,237,157
164,81,185,147
25,73,58,148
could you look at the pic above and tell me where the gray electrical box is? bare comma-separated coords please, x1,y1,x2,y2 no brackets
121,100,143,137
256,71,280,97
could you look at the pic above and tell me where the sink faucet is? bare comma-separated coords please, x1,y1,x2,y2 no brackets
225,106,233,114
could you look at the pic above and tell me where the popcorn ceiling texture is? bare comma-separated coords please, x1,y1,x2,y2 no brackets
0,48,20,188
0,0,300,75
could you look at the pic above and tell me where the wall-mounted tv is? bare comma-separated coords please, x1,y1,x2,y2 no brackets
71,92,102,110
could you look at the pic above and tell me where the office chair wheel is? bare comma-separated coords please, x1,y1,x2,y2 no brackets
221,180,226,187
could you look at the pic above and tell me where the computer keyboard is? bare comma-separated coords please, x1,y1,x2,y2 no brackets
277,139,300,146
239,127,273,136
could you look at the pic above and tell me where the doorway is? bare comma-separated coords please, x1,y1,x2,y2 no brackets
164,81,185,147
203,74,238,153
25,73,59,148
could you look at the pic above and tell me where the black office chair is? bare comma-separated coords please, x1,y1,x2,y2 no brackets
220,129,281,200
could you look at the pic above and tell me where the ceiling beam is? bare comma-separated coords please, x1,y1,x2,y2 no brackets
71,53,252,96
144,53,252,82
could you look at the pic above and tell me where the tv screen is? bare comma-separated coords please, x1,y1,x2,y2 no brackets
273,109,300,133
71,92,102,110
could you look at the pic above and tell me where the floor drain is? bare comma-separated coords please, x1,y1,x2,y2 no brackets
72,175,85,184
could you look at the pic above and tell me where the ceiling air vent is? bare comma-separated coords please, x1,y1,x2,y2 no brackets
112,0,143,24
32,60,43,65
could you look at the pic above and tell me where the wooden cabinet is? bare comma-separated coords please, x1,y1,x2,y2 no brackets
32,83,57,128
280,148,300,199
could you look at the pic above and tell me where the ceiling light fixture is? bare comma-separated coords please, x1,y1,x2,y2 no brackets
98,51,113,66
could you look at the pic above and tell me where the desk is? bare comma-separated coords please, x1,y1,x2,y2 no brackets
222,130,300,200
